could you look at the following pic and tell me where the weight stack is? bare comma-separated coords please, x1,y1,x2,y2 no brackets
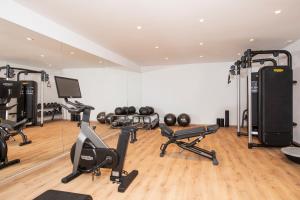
258,66,293,146
17,81,38,125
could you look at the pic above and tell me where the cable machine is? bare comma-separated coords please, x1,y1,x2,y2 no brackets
228,49,296,148
0,65,49,126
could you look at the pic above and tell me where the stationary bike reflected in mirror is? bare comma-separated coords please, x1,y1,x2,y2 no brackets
54,76,138,192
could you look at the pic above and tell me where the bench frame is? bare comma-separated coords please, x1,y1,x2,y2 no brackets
159,124,219,165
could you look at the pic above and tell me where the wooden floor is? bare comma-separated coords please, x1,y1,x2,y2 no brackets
0,121,300,200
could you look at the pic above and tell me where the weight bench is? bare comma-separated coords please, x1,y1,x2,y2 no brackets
34,190,92,200
0,118,31,146
159,124,219,165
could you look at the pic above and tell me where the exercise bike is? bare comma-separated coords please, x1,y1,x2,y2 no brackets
55,76,138,193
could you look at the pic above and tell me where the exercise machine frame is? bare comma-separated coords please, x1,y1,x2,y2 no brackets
231,49,294,148
0,65,49,126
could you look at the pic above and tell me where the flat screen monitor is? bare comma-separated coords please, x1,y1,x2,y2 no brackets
54,76,82,98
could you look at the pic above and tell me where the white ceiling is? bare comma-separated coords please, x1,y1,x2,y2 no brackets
0,19,119,69
13,0,300,66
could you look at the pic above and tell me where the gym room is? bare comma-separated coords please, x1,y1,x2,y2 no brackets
0,0,299,199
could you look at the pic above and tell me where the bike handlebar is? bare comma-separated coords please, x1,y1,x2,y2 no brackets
60,98,95,114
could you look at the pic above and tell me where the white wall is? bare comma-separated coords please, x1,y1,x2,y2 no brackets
61,67,142,120
284,40,300,144
141,62,239,125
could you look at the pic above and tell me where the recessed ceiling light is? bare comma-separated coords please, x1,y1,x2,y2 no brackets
199,42,204,46
199,55,204,58
287,40,293,43
70,51,75,55
40,54,45,58
136,26,142,30
155,46,159,49
237,53,241,56
249,38,255,42
274,10,281,15
164,57,169,60
26,37,33,41
199,18,205,23
98,61,103,64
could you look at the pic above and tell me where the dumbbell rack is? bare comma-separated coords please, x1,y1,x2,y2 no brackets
110,113,159,130
37,102,63,124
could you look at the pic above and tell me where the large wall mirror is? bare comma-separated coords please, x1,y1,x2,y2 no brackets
0,18,125,182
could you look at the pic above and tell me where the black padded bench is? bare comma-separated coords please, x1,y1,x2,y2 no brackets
0,118,31,146
33,190,93,200
159,124,219,165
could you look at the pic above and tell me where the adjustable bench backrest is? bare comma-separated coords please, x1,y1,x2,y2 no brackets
159,123,174,138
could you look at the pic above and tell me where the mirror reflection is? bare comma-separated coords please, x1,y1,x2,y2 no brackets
0,18,121,181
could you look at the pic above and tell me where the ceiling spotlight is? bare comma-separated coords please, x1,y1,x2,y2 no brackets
249,38,255,42
155,46,159,49
98,61,103,64
237,53,241,56
40,54,45,58
274,10,281,15
199,55,204,58
199,42,204,46
70,51,75,55
164,57,169,60
287,40,293,43
136,26,142,30
199,18,205,23
26,37,33,41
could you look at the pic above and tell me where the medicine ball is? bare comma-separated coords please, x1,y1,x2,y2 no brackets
146,106,154,115
123,106,129,115
97,112,106,124
164,113,176,126
139,107,149,115
128,106,136,114
177,113,191,127
105,113,114,124
115,107,124,115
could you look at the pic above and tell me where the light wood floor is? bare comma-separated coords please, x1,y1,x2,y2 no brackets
0,121,300,200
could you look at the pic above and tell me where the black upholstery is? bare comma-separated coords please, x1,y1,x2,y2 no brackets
159,124,174,137
33,190,93,200
173,127,205,139
206,125,219,133
0,119,27,130
159,123,207,140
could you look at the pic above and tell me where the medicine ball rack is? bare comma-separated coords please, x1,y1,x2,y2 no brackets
109,112,159,143
132,113,160,130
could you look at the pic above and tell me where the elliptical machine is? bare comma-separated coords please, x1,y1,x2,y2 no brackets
54,76,138,192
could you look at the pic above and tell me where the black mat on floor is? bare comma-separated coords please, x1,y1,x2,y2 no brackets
33,190,93,200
